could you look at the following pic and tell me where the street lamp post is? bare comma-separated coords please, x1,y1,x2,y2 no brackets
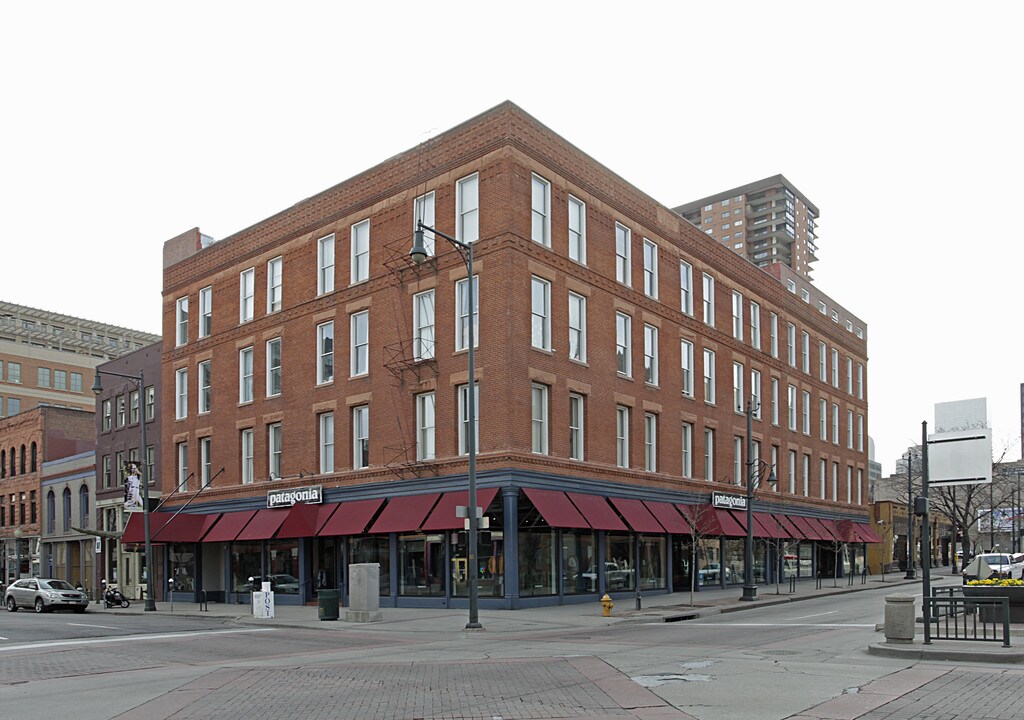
92,368,157,611
410,220,481,630
740,397,776,602
13,527,23,581
905,450,916,580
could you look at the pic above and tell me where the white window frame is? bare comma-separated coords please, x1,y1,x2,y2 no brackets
268,423,282,479
831,348,840,387
199,285,212,338
750,302,761,350
350,311,369,377
320,412,335,474
616,405,629,468
266,338,282,397
847,409,855,449
802,390,811,434
703,349,716,404
820,458,827,500
175,296,188,346
681,423,693,478
414,191,435,257
769,312,778,358
455,276,479,352
531,276,551,350
241,429,254,485
317,234,335,295
353,405,369,469
200,436,211,488
569,393,584,461
531,383,549,455
198,360,211,414
857,414,864,452
239,268,255,323
239,347,253,404
803,454,810,496
751,370,762,419
568,195,586,264
615,313,632,377
787,384,797,430
820,398,828,440
857,363,864,400
786,323,796,367
771,377,779,425
733,361,745,413
317,321,334,385
680,339,694,397
819,341,827,381
176,442,189,492
847,357,854,395
531,174,551,247
832,403,840,445
789,450,797,494
267,256,283,313
413,289,435,361
351,219,370,285
457,384,479,456
702,273,715,326
644,413,657,472
568,292,587,363
704,428,715,481
644,324,659,385
615,223,631,286
642,239,658,298
416,392,436,461
731,291,743,341
175,367,188,420
456,173,479,244
733,437,743,486
680,261,693,315
801,332,810,373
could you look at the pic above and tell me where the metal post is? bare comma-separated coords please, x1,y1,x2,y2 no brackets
905,451,916,579
951,485,958,574
741,399,757,601
139,369,155,611
990,477,995,551
921,421,932,643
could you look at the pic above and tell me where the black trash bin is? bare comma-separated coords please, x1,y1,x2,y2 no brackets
317,589,340,621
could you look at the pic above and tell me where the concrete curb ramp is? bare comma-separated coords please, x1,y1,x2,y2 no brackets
867,641,1024,664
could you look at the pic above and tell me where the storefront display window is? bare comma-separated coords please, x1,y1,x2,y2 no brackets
639,535,666,590
799,543,813,578
604,533,635,591
170,544,195,592
398,533,444,596
724,538,745,585
453,530,504,597
671,536,694,591
562,530,595,595
519,529,555,597
231,542,261,593
350,536,390,595
267,539,299,594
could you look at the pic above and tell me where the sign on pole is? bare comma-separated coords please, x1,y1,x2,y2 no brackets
927,428,992,487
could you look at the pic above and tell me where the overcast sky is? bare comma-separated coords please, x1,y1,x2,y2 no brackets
3,3,1021,475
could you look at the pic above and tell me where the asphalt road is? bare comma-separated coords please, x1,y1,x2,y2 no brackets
0,585,1007,719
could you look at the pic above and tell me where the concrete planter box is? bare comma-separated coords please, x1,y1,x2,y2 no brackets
962,585,1024,623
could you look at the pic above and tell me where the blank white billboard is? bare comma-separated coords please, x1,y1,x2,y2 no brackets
927,428,992,486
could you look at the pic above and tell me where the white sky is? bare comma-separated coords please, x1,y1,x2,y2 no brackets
2,2,1022,475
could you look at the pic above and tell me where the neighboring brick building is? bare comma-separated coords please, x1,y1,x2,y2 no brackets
154,102,872,609
40,450,96,592
1,406,93,583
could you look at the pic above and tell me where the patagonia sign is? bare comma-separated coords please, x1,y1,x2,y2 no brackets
267,485,324,509
711,491,747,511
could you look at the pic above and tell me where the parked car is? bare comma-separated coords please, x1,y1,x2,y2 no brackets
698,563,732,583
248,574,300,594
580,562,630,591
961,553,1024,583
5,578,89,613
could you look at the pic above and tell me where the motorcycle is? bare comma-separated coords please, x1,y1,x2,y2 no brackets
103,584,131,609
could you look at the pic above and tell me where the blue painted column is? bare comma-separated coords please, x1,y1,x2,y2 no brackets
503,487,519,609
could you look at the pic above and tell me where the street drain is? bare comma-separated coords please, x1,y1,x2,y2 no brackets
763,650,800,655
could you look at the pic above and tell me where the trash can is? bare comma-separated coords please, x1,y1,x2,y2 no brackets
318,589,339,621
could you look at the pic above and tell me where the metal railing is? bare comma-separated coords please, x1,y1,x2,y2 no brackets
925,595,1010,647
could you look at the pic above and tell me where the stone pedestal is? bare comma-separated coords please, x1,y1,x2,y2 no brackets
346,563,383,623
884,593,915,644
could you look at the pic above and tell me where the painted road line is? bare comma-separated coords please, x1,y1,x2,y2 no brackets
0,627,274,653
66,623,119,629
789,610,838,620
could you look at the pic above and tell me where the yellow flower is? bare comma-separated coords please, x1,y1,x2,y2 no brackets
966,578,1024,586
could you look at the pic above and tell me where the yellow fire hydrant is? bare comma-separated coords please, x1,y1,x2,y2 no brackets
600,593,614,617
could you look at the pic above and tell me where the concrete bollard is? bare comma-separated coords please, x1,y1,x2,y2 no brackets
884,593,916,644
346,563,383,623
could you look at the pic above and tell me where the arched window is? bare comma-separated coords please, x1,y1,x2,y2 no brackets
47,490,56,535
20,444,26,474
79,485,90,528
63,487,72,533
30,442,37,472
8,447,14,476
1,449,5,478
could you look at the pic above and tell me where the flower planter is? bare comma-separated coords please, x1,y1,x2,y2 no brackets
962,585,1024,623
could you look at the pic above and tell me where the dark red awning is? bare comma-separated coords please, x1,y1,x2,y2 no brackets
774,514,804,538
122,512,173,543
754,512,789,539
787,515,817,540
319,498,385,536
204,510,257,542
855,522,883,543
276,503,337,539
690,505,746,537
523,488,589,529
236,509,289,541
567,493,628,532
609,497,664,533
369,493,440,534
153,513,220,543
806,517,836,542
817,519,842,542
421,487,500,531
644,501,692,534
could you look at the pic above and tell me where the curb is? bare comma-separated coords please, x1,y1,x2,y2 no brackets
867,641,1024,664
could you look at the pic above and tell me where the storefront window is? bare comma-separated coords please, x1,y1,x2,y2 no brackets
398,533,444,596
753,539,768,583
799,543,813,577
519,529,556,597
170,544,195,593
724,538,745,585
313,539,336,594
563,530,596,595
695,537,722,586
231,542,262,593
267,539,299,594
350,536,390,595
672,536,694,591
604,533,635,591
453,529,504,598
639,535,666,590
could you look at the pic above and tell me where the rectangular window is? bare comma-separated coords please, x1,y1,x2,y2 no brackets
681,340,694,397
704,428,715,481
241,429,254,485
702,273,715,326
789,450,798,494
832,462,839,501
414,191,435,257
803,454,810,496
54,369,67,391
771,377,779,425
820,399,827,440
750,302,761,350
455,276,479,352
458,384,479,456
350,311,369,377
268,423,282,479
569,393,584,461
71,372,83,393
267,256,283,313
643,239,658,298
531,276,551,350
7,362,20,383
568,292,587,362
801,332,809,373
769,313,778,358
350,219,370,284
616,406,629,468
857,469,864,505
129,389,139,424
102,455,112,488
802,391,811,434
751,370,762,419
531,174,551,246
831,348,839,387
644,324,659,385
416,392,435,461
847,357,854,395
531,384,548,454
615,313,632,377
857,363,864,400
568,195,586,263
857,414,864,452
681,423,693,478
317,321,334,384
175,368,188,419
644,413,657,472
413,290,435,361
680,261,693,315
733,362,745,413
832,403,840,445
199,285,212,338
819,342,827,381
787,385,797,430
847,409,854,449
198,360,211,414
317,234,335,295
786,323,796,366
615,223,631,286
820,458,827,500
145,385,155,421
102,399,112,431
200,437,212,487
731,291,743,341
38,367,51,388
176,443,189,492
266,338,282,397
703,349,715,404
239,348,253,403
456,173,479,244
320,412,335,474
175,296,188,346
239,268,255,323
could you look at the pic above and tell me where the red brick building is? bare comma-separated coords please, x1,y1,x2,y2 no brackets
154,102,873,608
